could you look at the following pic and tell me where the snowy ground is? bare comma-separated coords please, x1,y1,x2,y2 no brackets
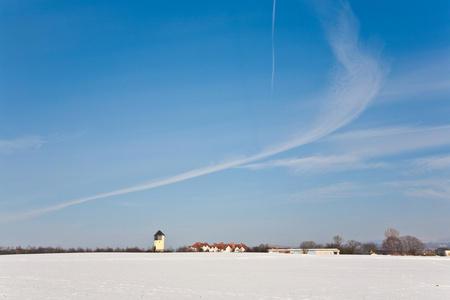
1,252,449,299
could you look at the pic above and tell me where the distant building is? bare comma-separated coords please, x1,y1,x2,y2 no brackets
190,242,248,252
370,250,389,255
154,230,165,252
435,248,450,256
268,247,340,255
267,246,291,254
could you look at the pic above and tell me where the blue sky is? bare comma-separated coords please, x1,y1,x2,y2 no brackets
1,0,449,249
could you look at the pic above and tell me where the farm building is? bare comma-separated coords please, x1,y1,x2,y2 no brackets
435,248,450,256
267,246,292,254
268,247,340,255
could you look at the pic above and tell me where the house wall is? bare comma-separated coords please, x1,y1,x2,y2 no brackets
315,250,336,255
154,235,165,252
435,249,450,256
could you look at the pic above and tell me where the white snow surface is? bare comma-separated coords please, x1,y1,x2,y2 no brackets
1,252,449,299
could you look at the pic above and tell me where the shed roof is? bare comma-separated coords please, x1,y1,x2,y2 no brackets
154,230,165,236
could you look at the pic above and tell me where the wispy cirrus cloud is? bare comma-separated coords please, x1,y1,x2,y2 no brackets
378,50,450,99
326,125,450,161
384,179,450,201
406,188,450,201
286,182,360,204
409,155,450,173
240,155,387,174
287,178,450,205
327,125,450,142
0,136,47,154
0,131,85,154
241,125,450,174
4,1,386,222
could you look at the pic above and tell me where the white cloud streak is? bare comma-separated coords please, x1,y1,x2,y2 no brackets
384,179,450,201
409,155,450,173
406,188,450,201
286,182,359,203
241,155,387,174
378,51,450,99
328,125,450,142
0,136,47,153
4,1,386,222
241,125,450,174
331,125,450,158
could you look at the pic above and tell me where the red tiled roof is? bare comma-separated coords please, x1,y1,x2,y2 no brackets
189,242,210,251
190,242,249,251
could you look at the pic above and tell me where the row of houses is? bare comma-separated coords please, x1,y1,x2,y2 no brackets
190,242,249,252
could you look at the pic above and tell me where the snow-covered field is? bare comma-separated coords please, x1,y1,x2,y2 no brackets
1,252,449,299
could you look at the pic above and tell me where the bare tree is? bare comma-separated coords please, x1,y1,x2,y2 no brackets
249,244,269,252
300,241,317,250
360,242,378,254
384,228,400,239
401,235,425,255
382,236,403,254
176,246,195,252
333,235,344,248
345,240,362,254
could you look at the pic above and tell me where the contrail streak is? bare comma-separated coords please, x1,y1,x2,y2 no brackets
271,0,276,96
3,1,386,222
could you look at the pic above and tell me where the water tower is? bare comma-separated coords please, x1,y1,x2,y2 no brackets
154,230,165,252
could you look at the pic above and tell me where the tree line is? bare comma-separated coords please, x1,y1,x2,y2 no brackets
0,246,163,255
299,228,427,255
1,229,428,255
1,243,272,255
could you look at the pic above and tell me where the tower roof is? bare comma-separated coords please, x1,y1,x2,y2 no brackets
154,230,165,236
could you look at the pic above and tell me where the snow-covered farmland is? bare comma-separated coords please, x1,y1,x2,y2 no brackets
1,252,449,299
